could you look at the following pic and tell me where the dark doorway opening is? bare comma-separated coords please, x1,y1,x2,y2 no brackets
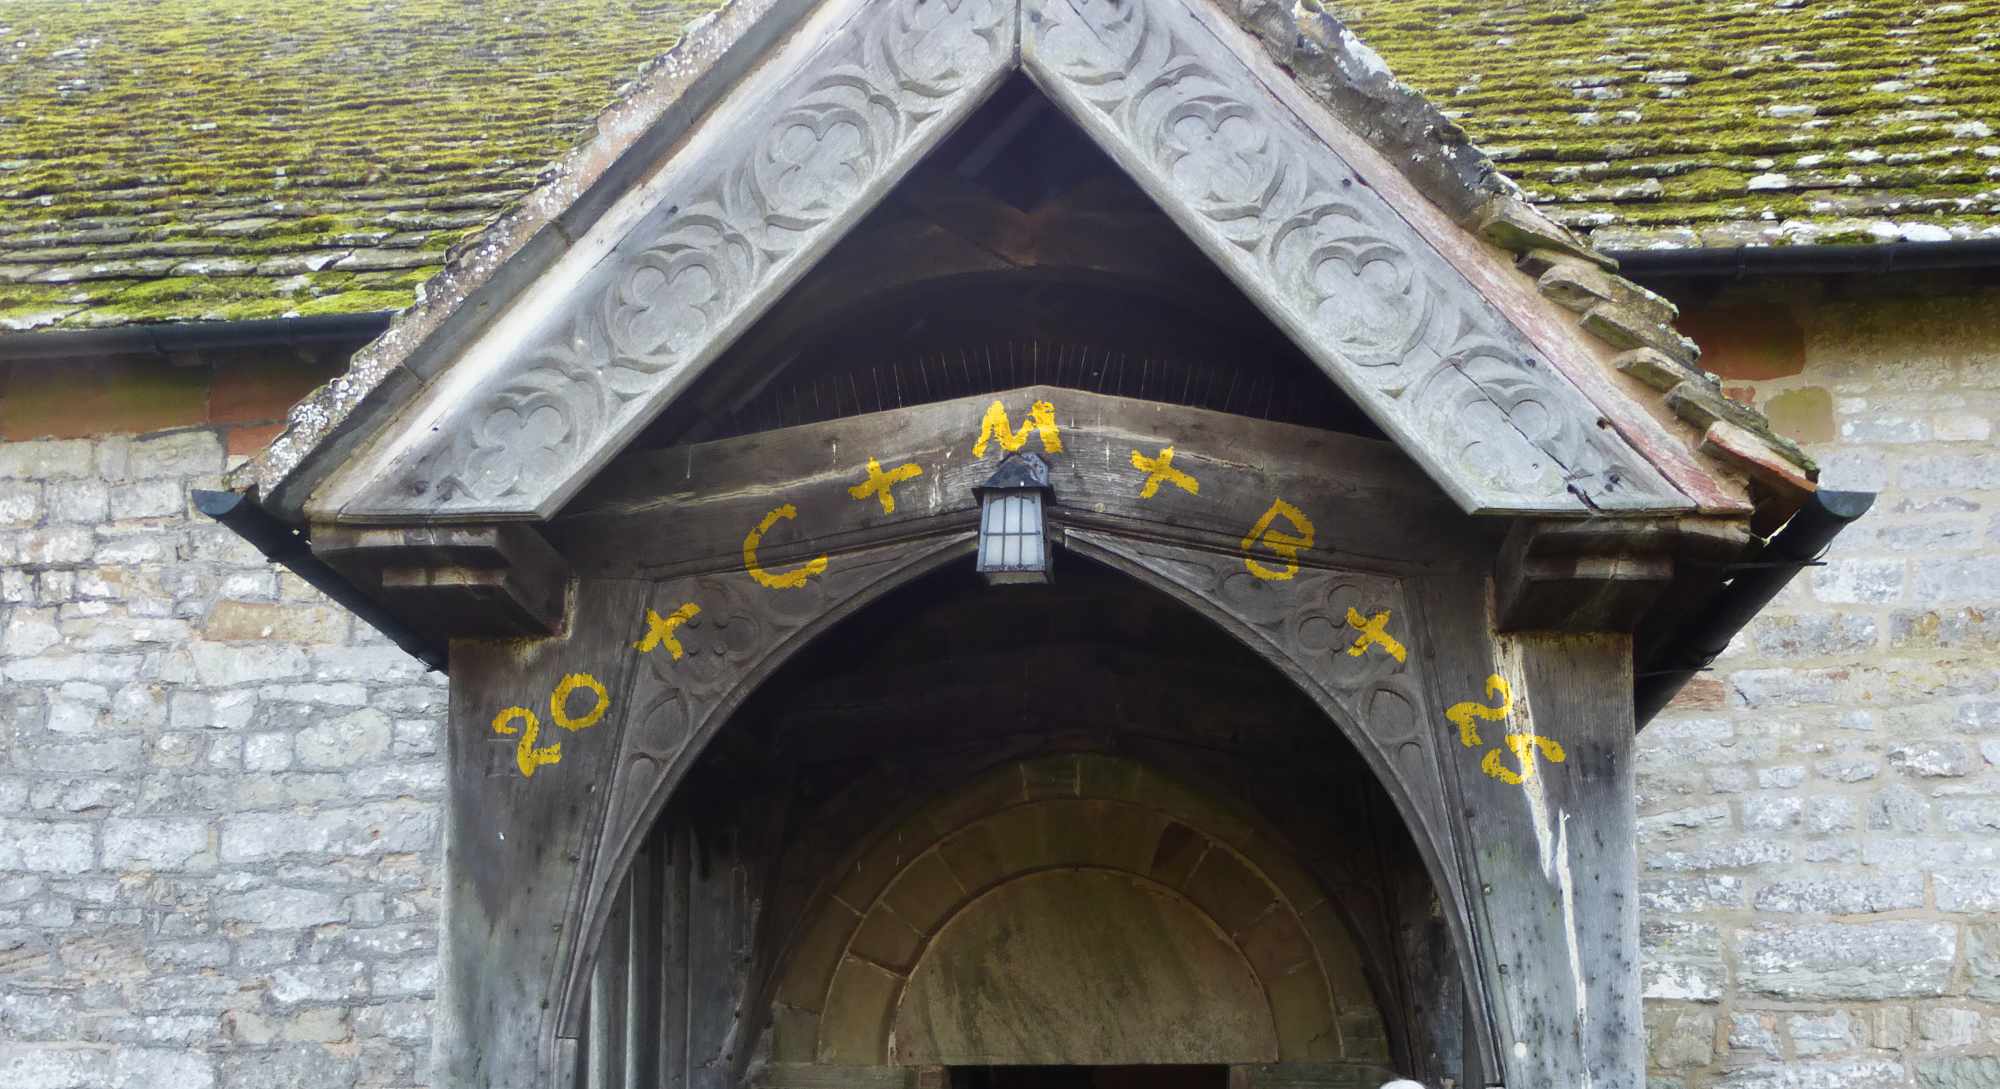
953,1066,1228,1089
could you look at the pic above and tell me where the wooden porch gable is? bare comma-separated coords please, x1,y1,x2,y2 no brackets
289,0,1700,525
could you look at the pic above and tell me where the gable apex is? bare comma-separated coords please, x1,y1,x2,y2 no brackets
235,0,1790,525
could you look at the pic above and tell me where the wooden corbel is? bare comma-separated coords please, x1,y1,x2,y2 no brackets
1495,518,1678,632
310,523,573,646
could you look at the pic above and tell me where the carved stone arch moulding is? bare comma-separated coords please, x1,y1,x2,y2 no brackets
312,0,1688,523
765,754,1393,1069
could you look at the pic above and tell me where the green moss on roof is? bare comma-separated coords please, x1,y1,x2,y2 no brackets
0,0,724,331
4,0,1998,333
1337,0,2000,248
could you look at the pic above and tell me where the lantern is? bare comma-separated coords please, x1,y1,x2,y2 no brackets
974,451,1053,584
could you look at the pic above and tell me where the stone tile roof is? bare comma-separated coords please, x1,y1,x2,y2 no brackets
2,0,1995,335
1338,0,2000,250
0,0,724,333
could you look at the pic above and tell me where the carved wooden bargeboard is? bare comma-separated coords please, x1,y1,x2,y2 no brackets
308,0,1689,523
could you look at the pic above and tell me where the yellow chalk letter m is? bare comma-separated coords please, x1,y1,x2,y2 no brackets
973,399,1063,458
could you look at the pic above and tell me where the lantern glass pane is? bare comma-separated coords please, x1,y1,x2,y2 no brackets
976,490,1048,578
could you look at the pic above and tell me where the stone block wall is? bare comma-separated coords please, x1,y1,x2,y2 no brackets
0,282,1994,1089
1641,281,2000,1088
0,421,447,1089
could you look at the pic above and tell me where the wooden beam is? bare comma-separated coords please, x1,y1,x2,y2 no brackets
554,385,1487,579
1494,519,1670,632
435,580,652,1088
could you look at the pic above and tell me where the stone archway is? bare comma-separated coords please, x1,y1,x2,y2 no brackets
769,755,1391,1071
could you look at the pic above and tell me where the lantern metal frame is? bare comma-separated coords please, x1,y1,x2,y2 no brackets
973,451,1054,584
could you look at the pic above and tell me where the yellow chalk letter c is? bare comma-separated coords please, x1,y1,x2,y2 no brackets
744,503,830,590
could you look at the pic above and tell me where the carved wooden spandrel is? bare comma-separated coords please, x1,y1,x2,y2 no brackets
1021,0,1685,515
328,0,1015,521
555,535,975,1044
1061,529,1464,893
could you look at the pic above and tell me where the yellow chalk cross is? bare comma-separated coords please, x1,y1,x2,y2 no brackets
1130,445,1199,499
848,457,924,515
1344,607,1407,663
634,602,701,659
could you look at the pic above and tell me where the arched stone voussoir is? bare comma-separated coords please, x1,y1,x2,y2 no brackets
771,756,1388,1067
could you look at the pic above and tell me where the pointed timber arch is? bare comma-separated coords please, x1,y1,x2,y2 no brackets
291,0,1702,524
532,519,1492,1086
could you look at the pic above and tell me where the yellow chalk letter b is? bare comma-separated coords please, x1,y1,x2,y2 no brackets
1240,498,1315,581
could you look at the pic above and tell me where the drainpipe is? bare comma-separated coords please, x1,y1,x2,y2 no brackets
1634,490,1875,724
192,489,447,673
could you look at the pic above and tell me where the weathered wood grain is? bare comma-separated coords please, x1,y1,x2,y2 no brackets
437,578,650,1089
313,522,573,640
1415,574,1641,1089
1495,518,1675,632
554,385,1486,579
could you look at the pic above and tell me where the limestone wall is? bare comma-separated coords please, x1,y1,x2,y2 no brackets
0,284,1994,1088
0,424,447,1089
1643,281,2000,1088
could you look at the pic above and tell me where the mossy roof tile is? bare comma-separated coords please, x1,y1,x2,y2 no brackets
0,0,724,331
1336,0,2000,249
3,0,1995,332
